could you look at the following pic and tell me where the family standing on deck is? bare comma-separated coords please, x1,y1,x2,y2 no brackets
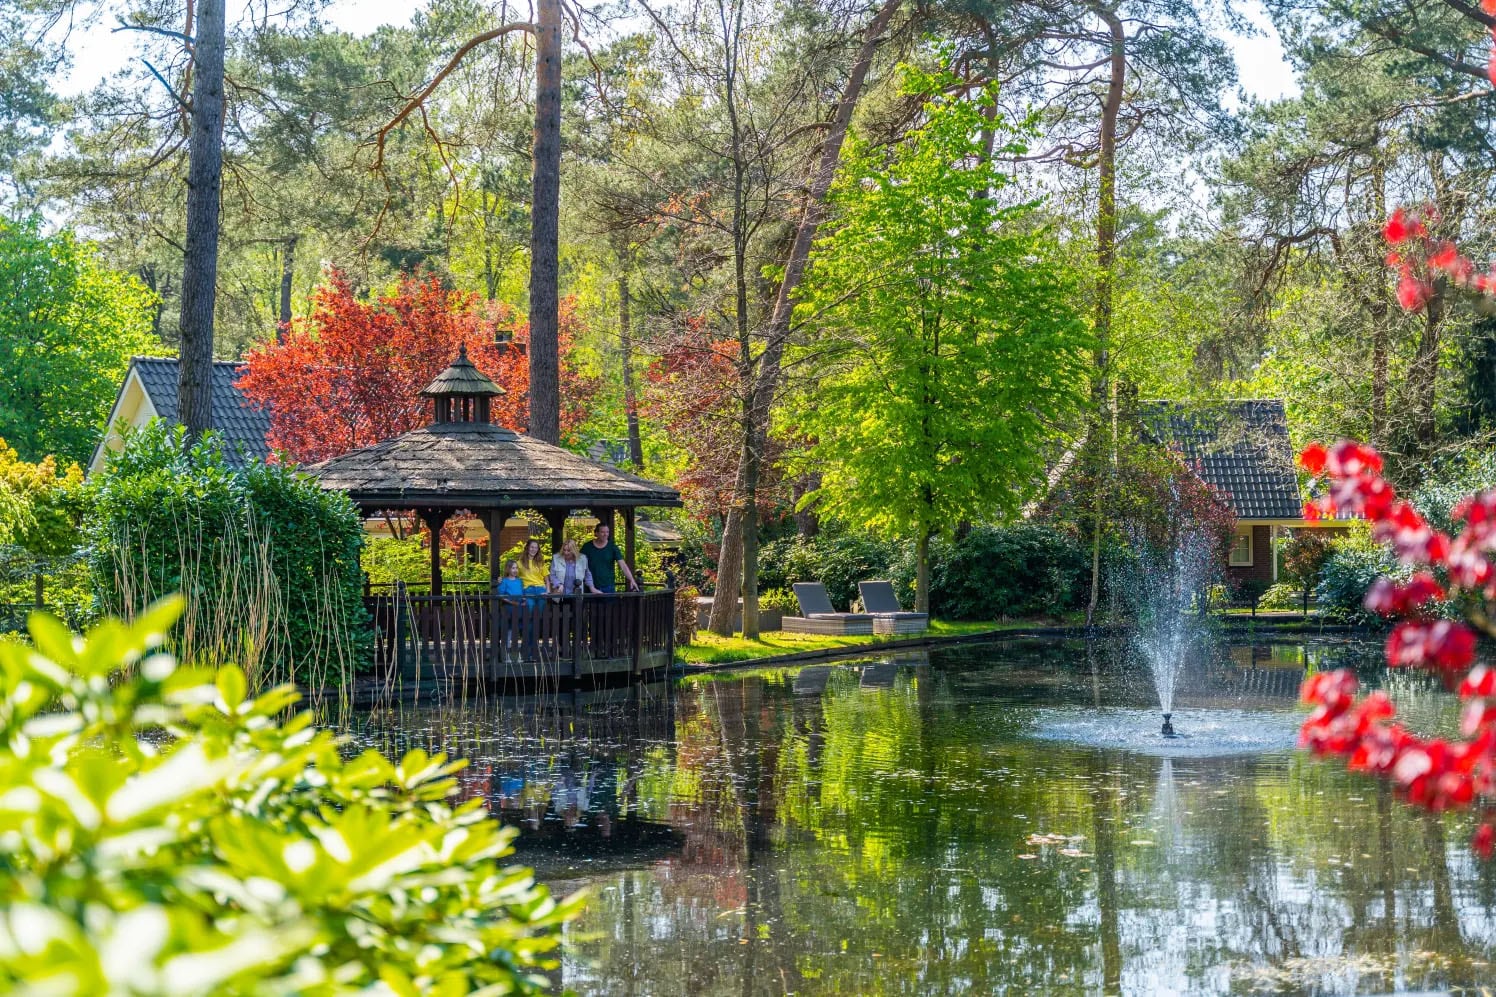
496,523,640,601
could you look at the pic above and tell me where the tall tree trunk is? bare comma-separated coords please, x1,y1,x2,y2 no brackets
1370,164,1389,446
709,497,744,635
708,0,901,635
1413,282,1445,450
527,0,562,444
792,474,820,538
277,234,296,343
177,0,227,438
619,273,644,468
914,527,932,614
1085,4,1125,626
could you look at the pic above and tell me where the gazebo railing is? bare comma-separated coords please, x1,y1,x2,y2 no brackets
366,583,676,684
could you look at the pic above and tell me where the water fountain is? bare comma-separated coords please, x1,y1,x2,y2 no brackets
1029,502,1303,758
1122,520,1219,740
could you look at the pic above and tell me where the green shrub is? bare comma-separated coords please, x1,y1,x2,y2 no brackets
1231,577,1272,614
1316,526,1404,625
0,598,578,993
759,587,799,614
86,422,369,687
758,529,906,610
928,524,1089,620
672,518,718,592
1278,529,1333,613
1412,447,1496,534
362,535,488,592
1258,582,1304,611
675,585,700,645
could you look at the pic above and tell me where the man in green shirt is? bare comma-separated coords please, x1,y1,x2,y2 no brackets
582,523,638,594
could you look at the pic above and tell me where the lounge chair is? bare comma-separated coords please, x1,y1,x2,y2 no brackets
782,582,874,635
858,580,929,635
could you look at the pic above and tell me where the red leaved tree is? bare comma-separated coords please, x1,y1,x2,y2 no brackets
238,271,598,464
639,326,786,521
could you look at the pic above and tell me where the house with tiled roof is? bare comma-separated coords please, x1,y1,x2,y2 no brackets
1140,399,1350,588
89,356,272,473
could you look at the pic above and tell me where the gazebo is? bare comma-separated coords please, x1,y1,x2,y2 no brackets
306,347,682,684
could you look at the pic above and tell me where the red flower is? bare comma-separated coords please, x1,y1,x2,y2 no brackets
1431,242,1460,271
1326,440,1384,478
1462,700,1496,736
1475,823,1496,859
1298,441,1328,475
1460,665,1496,699
1301,668,1359,707
1386,620,1477,674
1397,273,1432,311
1384,208,1411,245
1364,573,1445,616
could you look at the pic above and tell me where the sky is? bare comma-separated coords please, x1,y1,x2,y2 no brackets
57,0,1303,103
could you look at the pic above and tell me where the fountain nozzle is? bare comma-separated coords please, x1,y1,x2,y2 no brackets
1161,712,1176,737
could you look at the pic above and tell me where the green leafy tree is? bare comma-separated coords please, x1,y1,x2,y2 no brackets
0,598,579,993
793,72,1090,612
0,219,159,465
0,439,86,616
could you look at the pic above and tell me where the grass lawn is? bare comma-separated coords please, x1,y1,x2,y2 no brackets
676,618,1066,666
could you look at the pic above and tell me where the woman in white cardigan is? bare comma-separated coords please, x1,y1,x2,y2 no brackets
549,539,600,594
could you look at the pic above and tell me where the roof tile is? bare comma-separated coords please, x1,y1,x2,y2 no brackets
1140,400,1302,520
130,357,272,467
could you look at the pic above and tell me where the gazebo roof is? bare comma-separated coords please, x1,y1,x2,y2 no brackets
305,422,681,509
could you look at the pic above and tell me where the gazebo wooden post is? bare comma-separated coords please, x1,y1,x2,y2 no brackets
593,506,615,542
484,508,509,672
419,508,452,596
545,508,568,555
623,507,636,574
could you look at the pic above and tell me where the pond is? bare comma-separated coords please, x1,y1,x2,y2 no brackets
348,636,1496,996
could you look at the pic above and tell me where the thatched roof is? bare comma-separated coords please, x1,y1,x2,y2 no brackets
305,422,681,510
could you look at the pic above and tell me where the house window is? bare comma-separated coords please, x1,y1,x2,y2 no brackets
1229,527,1253,567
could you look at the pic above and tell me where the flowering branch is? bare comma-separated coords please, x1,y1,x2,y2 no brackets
1298,440,1496,855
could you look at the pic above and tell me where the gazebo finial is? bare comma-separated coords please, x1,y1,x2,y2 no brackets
421,347,503,425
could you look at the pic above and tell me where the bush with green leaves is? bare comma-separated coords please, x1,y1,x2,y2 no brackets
0,598,579,994
1316,526,1406,624
1257,582,1304,611
927,524,1090,621
86,423,369,687
361,535,489,592
757,529,907,610
758,587,799,614
1411,447,1496,534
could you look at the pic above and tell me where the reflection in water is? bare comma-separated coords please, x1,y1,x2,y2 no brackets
347,638,1496,996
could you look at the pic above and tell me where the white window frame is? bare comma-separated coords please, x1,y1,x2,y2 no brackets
1229,526,1254,567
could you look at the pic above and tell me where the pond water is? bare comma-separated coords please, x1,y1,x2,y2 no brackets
348,636,1496,996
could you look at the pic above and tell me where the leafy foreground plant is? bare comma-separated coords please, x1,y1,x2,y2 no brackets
1298,440,1496,857
0,597,579,995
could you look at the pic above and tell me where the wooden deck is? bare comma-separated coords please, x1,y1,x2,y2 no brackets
365,585,677,686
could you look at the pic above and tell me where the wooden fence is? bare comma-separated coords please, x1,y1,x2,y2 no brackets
365,584,676,684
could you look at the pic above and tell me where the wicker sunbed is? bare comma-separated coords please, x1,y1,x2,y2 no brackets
782,582,874,635
858,580,930,635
